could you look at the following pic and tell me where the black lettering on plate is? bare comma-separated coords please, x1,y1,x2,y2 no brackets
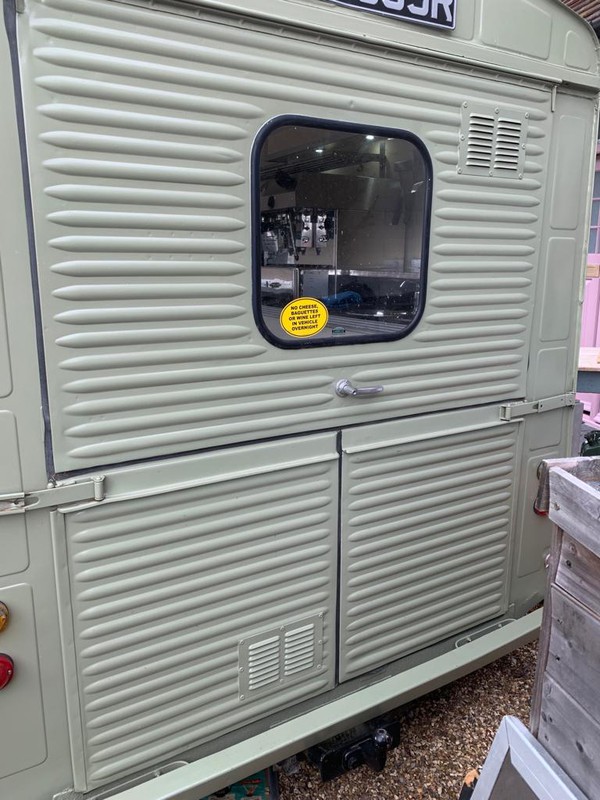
327,0,456,30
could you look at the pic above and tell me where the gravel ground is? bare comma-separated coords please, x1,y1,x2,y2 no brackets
278,641,538,800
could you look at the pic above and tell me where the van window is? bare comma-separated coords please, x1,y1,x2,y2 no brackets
254,120,430,347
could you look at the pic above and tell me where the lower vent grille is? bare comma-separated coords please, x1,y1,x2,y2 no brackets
239,615,323,700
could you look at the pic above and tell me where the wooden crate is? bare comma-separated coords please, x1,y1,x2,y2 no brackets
531,457,600,800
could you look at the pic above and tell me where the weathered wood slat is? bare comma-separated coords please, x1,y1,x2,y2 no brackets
530,527,561,737
536,456,600,515
549,468,600,558
531,455,600,800
555,533,600,618
471,717,588,800
537,676,600,800
546,586,600,726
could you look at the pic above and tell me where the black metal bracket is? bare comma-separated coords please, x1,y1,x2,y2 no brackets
305,716,400,782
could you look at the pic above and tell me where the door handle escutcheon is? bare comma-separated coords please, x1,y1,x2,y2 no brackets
335,379,384,398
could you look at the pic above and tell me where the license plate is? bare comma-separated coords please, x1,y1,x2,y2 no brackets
327,0,457,30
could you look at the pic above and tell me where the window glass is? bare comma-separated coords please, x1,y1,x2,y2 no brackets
594,169,600,201
255,121,430,346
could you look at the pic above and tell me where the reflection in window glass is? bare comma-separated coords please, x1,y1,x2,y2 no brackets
256,122,430,346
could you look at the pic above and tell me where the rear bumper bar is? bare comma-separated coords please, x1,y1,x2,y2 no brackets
106,610,542,800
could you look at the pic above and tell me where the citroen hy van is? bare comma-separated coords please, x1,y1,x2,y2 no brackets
1,0,599,798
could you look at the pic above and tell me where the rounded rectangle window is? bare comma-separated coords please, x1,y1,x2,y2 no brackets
254,118,431,347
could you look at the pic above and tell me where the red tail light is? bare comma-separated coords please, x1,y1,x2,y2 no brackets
0,654,14,690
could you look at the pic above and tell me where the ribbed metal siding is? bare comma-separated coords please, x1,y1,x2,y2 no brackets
562,0,600,30
18,0,548,471
60,436,338,789
340,415,519,681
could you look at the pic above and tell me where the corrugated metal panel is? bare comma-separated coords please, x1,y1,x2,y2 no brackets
339,408,519,681
58,434,338,790
563,0,600,29
18,0,550,471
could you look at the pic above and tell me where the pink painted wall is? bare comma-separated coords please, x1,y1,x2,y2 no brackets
580,277,600,419
578,145,600,422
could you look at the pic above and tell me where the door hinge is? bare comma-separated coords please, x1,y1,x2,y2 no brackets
499,393,576,422
0,476,105,515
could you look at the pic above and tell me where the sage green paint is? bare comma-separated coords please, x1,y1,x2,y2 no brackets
0,1,598,799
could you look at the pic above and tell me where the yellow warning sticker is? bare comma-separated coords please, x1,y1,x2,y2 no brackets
280,297,329,338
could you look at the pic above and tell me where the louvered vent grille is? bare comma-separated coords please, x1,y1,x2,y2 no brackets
284,624,316,676
247,636,280,691
466,113,495,169
495,118,523,172
239,616,323,699
460,104,527,178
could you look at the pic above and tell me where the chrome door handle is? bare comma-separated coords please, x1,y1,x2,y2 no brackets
335,379,384,398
